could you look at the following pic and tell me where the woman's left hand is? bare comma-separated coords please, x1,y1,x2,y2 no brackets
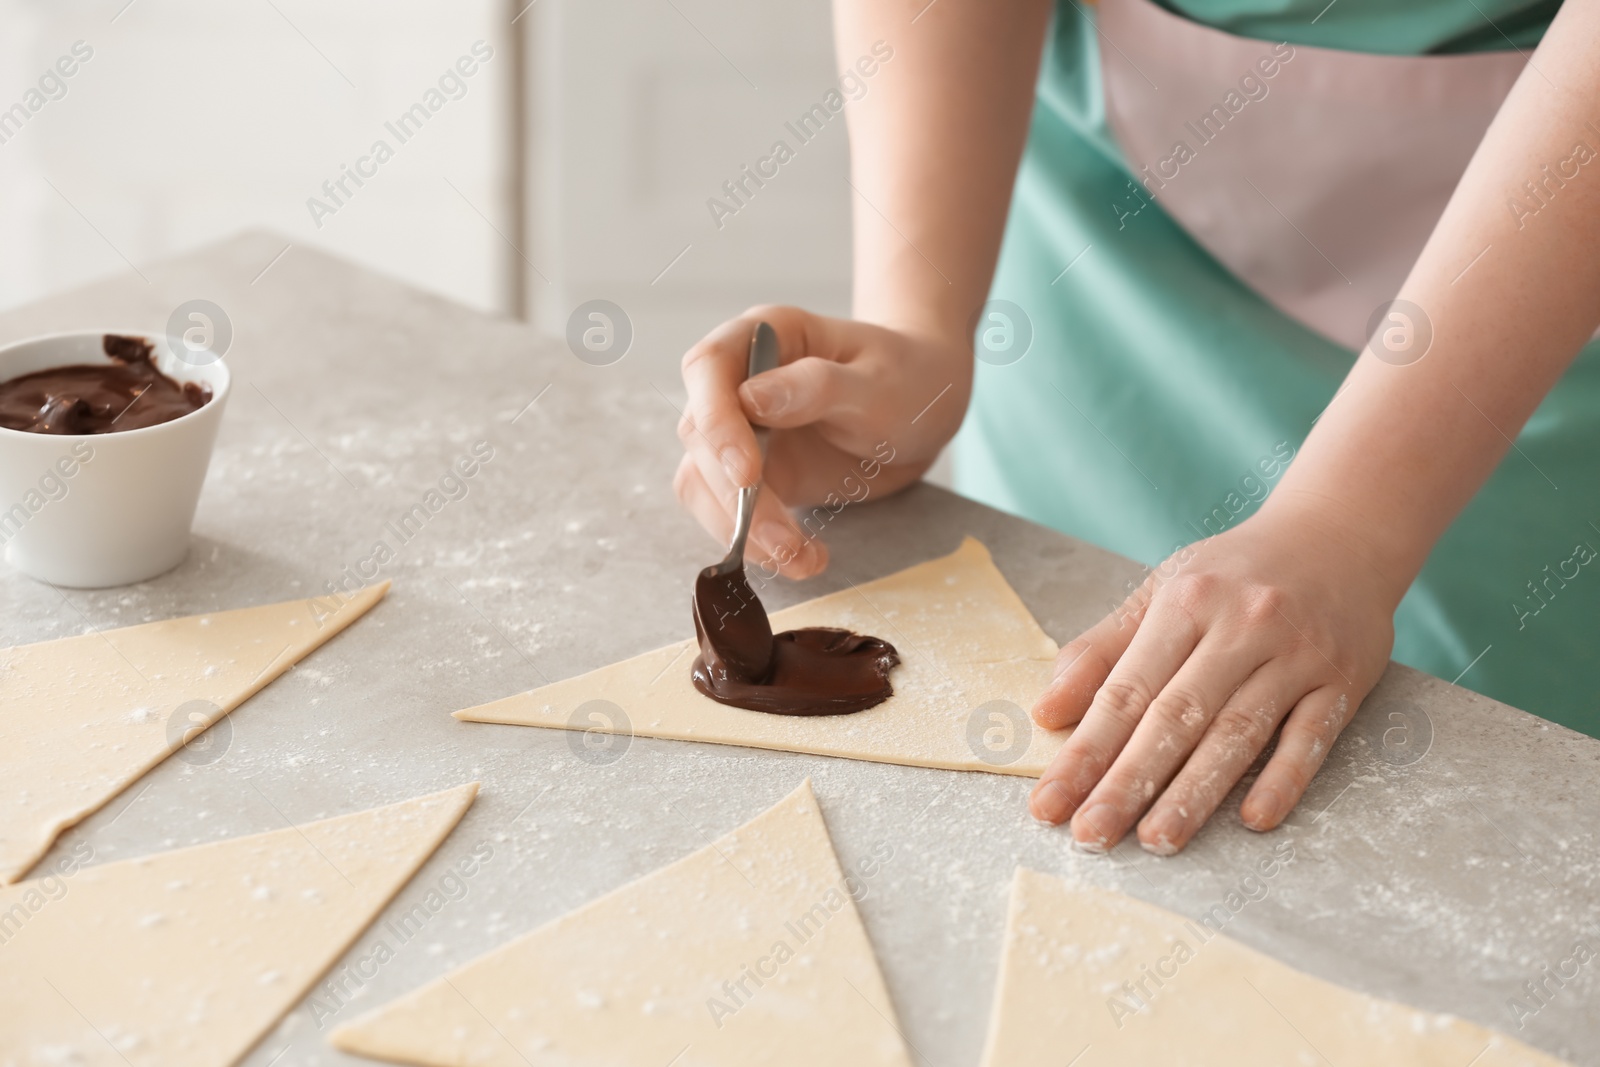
1028,494,1400,854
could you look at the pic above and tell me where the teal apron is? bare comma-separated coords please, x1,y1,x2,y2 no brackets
957,0,1600,737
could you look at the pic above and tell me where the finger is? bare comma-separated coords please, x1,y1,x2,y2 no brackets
1031,582,1153,732
671,454,827,580
761,427,892,509
1070,637,1270,853
673,451,732,540
748,487,829,580
738,356,865,430
1135,667,1306,854
681,306,845,486
1240,684,1356,831
1028,598,1204,830
680,315,775,489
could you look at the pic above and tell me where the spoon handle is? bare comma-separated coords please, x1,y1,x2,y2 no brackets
748,321,781,468
728,321,781,560
729,483,758,561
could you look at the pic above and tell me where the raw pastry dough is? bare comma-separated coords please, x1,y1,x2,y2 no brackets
980,868,1572,1067
0,781,478,1067
330,780,913,1067
456,537,1065,775
0,583,389,883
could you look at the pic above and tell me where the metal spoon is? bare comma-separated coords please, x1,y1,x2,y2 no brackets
691,321,781,682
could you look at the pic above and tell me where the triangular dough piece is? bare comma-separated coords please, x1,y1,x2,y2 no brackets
329,780,913,1067
456,537,1065,775
0,782,478,1067
1,583,389,883
980,868,1572,1067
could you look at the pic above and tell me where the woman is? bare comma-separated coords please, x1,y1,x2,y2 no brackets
672,0,1600,854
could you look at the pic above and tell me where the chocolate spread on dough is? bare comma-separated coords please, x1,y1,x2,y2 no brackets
0,334,211,435
691,567,900,716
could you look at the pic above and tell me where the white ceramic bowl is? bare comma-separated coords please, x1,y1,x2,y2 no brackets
0,330,230,587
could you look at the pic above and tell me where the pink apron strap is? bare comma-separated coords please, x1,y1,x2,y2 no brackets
1096,0,1527,350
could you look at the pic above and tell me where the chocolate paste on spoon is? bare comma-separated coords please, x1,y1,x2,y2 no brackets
691,568,900,716
0,334,211,435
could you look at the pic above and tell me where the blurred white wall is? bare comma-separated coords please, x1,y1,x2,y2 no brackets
1,0,508,315
0,0,856,356
524,0,855,373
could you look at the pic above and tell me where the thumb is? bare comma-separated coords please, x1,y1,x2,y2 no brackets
738,356,862,429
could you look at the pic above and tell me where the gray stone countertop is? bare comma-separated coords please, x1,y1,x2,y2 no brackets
2,232,1596,1064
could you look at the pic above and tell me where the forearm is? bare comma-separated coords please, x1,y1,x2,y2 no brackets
1271,0,1600,599
835,0,1052,344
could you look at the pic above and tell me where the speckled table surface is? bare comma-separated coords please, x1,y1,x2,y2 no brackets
3,232,1597,1065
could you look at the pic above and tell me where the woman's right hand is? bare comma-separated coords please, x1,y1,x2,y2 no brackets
674,305,972,580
